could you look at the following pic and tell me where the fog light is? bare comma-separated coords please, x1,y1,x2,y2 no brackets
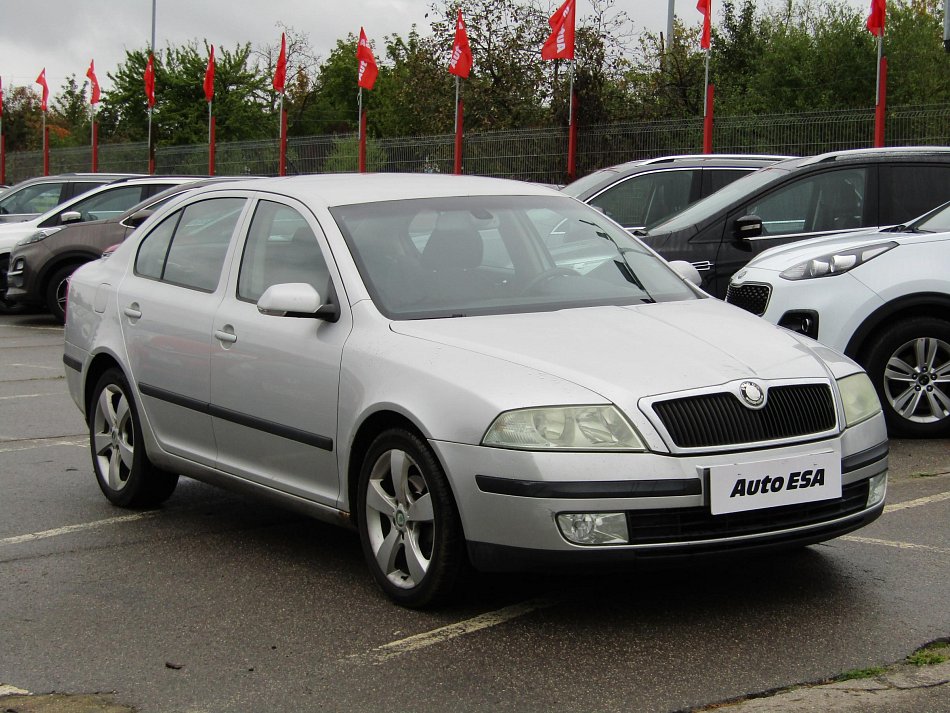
556,512,628,545
867,472,887,508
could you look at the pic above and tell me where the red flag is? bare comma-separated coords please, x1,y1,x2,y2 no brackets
204,45,215,103
144,54,156,108
697,0,712,50
541,0,575,60
273,33,287,94
866,0,886,36
357,27,378,90
36,68,49,112
448,10,473,78
86,60,101,105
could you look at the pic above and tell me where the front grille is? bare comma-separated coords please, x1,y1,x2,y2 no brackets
726,282,771,316
653,383,836,448
626,478,869,545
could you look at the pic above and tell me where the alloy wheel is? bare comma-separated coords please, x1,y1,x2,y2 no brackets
883,336,950,424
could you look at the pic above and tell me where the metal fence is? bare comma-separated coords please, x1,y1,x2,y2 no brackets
5,103,949,185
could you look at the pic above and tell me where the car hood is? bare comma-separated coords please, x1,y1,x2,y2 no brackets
390,299,832,405
741,227,903,271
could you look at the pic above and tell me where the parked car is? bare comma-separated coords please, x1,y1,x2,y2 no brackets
727,200,950,439
0,176,202,310
562,154,790,232
64,174,887,607
6,177,253,322
0,173,136,224
640,147,950,297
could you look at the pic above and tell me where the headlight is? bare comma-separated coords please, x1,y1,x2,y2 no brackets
482,405,645,451
15,226,64,247
780,242,897,280
837,372,881,427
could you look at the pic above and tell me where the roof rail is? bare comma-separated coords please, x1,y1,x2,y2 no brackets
640,153,794,165
806,146,950,165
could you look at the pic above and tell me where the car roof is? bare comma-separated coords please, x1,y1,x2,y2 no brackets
186,173,562,208
5,173,140,188
779,145,950,169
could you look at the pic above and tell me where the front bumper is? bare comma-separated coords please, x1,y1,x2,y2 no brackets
431,419,888,572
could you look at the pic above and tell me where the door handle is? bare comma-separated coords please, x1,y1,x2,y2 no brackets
214,328,237,344
123,304,142,319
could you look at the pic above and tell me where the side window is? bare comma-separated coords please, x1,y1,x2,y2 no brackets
589,170,696,229
747,168,867,236
135,198,245,291
135,214,179,280
703,168,753,196
66,185,146,223
879,165,950,224
238,201,330,303
0,183,64,215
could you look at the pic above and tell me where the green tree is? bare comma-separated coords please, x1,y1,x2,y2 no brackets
2,85,44,151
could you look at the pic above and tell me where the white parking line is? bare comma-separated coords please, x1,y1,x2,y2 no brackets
0,437,86,453
884,491,950,513
347,598,559,664
8,363,62,370
0,513,159,547
0,684,30,695
0,392,63,401
841,535,950,556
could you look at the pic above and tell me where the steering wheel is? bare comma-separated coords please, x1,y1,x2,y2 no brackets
521,267,579,294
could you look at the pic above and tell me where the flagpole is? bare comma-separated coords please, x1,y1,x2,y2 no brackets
148,0,157,175
875,34,883,106
703,49,711,116
454,76,460,141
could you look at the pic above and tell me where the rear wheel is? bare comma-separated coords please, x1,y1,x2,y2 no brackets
46,263,83,323
89,368,179,507
357,428,465,608
863,317,950,438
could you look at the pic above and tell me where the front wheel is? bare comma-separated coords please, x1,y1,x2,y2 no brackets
863,317,950,438
89,368,179,507
46,263,83,323
357,428,465,608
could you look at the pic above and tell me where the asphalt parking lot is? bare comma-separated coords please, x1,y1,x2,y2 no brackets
1,311,948,713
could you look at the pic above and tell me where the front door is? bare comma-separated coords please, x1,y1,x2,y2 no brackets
210,198,350,506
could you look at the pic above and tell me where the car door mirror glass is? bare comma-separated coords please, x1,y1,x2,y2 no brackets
734,214,763,240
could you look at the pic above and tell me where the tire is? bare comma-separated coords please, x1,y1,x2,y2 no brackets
357,428,465,608
863,317,950,438
46,263,83,324
89,368,179,507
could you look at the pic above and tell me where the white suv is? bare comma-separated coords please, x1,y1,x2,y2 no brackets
727,201,950,438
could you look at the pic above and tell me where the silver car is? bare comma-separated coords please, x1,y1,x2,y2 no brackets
64,174,888,607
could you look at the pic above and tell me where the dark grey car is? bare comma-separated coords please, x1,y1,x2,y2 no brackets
562,154,790,232
641,147,950,298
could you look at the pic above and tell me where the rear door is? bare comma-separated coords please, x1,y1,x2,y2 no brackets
118,195,249,466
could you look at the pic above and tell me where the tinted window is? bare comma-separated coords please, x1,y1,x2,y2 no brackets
589,170,696,229
879,165,950,225
238,201,329,302
746,168,867,235
704,168,752,195
135,198,244,291
0,182,64,215
67,185,146,222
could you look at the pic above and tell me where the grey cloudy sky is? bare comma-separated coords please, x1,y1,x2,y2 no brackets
1,0,871,93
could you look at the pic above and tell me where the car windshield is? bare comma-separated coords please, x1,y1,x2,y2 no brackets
648,164,793,234
910,201,950,233
331,195,698,319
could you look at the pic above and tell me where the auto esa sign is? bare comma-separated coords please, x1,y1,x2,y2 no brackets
705,448,841,515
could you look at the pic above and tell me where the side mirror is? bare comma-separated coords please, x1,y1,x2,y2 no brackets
669,260,702,287
257,283,340,322
60,211,82,224
125,208,153,228
733,215,763,240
